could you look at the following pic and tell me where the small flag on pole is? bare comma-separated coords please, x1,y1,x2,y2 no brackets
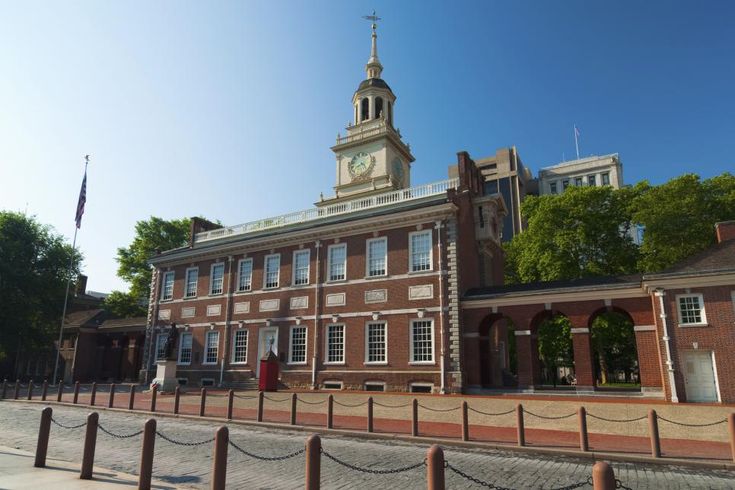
574,125,581,160
574,125,580,138
75,158,88,229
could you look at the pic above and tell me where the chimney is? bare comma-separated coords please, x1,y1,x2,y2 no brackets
75,274,88,296
715,221,735,243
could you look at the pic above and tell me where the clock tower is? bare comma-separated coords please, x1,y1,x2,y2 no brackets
319,14,415,206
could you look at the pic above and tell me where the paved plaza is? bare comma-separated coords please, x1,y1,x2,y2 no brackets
1,401,734,489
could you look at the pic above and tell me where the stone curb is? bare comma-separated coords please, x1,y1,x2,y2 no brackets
8,399,735,471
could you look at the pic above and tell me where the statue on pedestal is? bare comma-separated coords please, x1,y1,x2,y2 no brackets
162,322,179,360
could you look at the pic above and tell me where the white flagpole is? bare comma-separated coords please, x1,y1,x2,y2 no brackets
574,125,580,160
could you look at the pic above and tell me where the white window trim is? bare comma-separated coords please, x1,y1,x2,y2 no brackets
209,262,225,296
364,381,386,391
408,230,433,273
177,332,193,366
409,382,434,393
364,321,388,365
292,249,311,287
365,236,388,278
237,258,253,292
327,243,347,282
160,271,175,301
231,329,248,365
203,331,220,365
324,323,346,365
288,325,308,365
676,293,708,327
263,253,281,290
409,318,435,365
322,380,343,390
184,267,199,299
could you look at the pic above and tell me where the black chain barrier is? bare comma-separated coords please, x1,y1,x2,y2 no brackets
296,396,327,405
98,424,144,439
586,413,648,423
372,400,413,409
51,417,87,429
263,395,292,403
657,416,727,427
155,430,214,447
418,403,461,413
228,440,305,461
332,399,367,408
446,462,517,490
523,409,577,420
468,406,516,417
206,392,229,398
322,449,425,474
614,479,634,490
233,394,258,399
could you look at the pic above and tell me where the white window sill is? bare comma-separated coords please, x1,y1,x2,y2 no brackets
679,323,709,328
364,361,388,366
177,362,192,366
365,274,388,280
230,362,248,365
234,289,252,295
183,296,198,300
160,298,173,303
291,283,310,288
288,361,308,366
202,362,218,365
263,286,280,291
409,361,436,366
208,293,223,297
408,269,433,275
326,278,347,284
323,362,346,366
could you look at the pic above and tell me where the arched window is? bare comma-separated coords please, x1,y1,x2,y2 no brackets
361,98,369,121
386,101,392,125
375,97,384,119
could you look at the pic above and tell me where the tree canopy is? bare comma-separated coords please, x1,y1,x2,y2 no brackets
536,315,573,386
0,212,81,364
103,290,147,318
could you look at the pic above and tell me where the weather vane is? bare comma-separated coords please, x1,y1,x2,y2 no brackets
362,10,381,29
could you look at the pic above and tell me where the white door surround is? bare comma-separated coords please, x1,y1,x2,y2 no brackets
256,327,279,378
683,350,720,402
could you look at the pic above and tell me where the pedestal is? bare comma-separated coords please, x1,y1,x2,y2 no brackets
153,360,179,392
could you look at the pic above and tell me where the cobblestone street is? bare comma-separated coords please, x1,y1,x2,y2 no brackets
1,402,733,489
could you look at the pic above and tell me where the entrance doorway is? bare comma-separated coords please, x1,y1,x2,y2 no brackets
683,351,719,402
256,327,279,378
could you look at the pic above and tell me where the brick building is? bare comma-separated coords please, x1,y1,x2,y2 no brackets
140,22,506,394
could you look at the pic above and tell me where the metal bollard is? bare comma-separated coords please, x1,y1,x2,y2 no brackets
174,386,181,415
411,398,418,437
42,380,48,401
108,383,116,408
90,382,97,406
729,413,735,463
648,409,661,458
290,393,297,425
14,379,20,399
227,389,234,420
199,388,207,417
461,401,469,441
305,434,321,490
34,407,53,468
579,406,589,452
327,394,333,429
592,461,616,490
150,385,158,412
257,391,264,422
1,379,6,399
367,397,373,433
27,381,33,400
80,412,99,479
516,404,525,447
128,385,136,410
211,426,229,490
73,381,80,404
426,444,445,490
57,379,63,402
138,419,156,490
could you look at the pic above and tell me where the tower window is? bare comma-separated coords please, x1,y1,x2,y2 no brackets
361,98,369,121
375,97,384,119
386,101,392,125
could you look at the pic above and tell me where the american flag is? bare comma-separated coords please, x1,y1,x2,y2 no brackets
75,168,87,229
574,125,581,138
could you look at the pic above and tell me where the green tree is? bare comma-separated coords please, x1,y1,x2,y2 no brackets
0,212,81,367
632,173,735,272
103,290,147,318
590,312,637,385
504,185,640,283
537,315,573,386
115,217,191,303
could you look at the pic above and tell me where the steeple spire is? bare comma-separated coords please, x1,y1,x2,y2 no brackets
363,11,383,79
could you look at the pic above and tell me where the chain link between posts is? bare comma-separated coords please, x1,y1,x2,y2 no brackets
372,400,413,408
321,449,426,474
228,440,305,461
523,409,577,420
467,406,516,417
296,396,327,405
233,394,258,400
586,413,647,423
155,430,214,446
332,399,367,408
50,417,87,429
418,403,461,413
657,416,727,427
263,394,292,403
98,424,144,439
445,462,517,489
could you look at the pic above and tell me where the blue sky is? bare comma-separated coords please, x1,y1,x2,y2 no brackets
1,1,733,293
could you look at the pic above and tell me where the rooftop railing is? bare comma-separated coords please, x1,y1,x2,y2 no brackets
194,178,459,244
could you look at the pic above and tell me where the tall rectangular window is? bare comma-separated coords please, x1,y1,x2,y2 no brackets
232,329,248,363
328,244,347,281
562,179,570,190
366,237,387,277
204,331,219,364
292,250,310,286
410,231,432,272
574,177,583,186
289,326,307,364
161,271,174,301
677,294,707,326
210,263,225,295
237,259,253,292
587,175,596,186
264,254,280,289
601,172,610,185
185,268,198,298
410,320,434,363
365,322,386,364
155,333,168,361
326,324,345,363
549,182,558,194
178,333,192,365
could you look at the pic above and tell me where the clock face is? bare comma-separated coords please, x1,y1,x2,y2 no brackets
391,157,404,185
348,152,375,181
